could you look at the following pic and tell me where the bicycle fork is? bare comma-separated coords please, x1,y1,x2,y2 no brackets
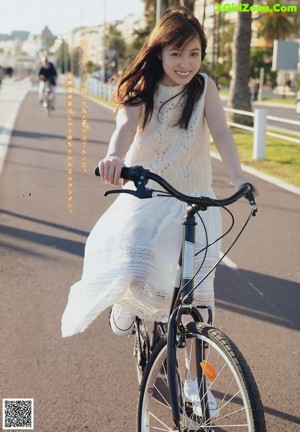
167,204,212,431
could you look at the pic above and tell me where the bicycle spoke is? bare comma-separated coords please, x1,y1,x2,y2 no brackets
138,326,265,432
147,410,174,431
152,380,171,409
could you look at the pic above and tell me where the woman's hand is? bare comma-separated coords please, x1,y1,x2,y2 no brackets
232,173,259,197
98,156,125,186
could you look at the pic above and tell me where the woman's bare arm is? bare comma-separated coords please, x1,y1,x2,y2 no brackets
99,104,142,185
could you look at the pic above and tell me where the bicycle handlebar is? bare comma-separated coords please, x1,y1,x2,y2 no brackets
95,165,257,215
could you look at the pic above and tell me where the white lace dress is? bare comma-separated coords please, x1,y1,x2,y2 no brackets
61,74,222,337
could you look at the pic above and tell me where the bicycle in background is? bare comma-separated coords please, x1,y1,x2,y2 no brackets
40,79,54,115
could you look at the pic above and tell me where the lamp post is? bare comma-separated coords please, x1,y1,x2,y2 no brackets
156,0,161,22
101,0,106,82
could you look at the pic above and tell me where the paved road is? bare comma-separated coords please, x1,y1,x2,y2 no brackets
1,82,299,431
253,102,300,134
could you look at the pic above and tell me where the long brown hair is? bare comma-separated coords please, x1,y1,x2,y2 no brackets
115,6,207,129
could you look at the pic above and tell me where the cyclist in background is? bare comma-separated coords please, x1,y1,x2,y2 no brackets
38,56,57,109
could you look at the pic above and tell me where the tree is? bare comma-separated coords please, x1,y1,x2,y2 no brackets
142,0,195,29
227,0,253,125
256,1,294,47
128,0,180,60
106,24,127,70
212,14,235,87
56,40,70,74
129,0,195,56
179,0,195,10
250,48,276,87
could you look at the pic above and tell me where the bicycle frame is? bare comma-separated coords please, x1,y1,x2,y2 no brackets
96,165,257,431
167,203,212,429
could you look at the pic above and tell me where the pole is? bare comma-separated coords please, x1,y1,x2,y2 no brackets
156,0,161,23
101,0,106,83
258,67,264,101
64,38,67,74
70,29,74,76
253,108,266,160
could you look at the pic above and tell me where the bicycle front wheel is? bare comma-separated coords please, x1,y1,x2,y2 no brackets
137,322,266,431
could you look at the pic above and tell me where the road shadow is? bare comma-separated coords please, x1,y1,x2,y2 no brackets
215,265,300,330
0,210,88,258
1,210,88,237
1,224,85,257
26,90,116,124
11,129,106,146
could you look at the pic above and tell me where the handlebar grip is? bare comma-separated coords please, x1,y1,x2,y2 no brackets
95,165,144,181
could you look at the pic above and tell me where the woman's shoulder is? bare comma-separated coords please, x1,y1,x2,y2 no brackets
197,73,219,94
198,72,207,80
197,73,214,86
116,103,143,127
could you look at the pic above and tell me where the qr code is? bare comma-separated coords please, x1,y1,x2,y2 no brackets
2,399,34,430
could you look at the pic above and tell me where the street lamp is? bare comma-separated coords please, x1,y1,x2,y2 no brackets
101,0,106,82
156,0,161,22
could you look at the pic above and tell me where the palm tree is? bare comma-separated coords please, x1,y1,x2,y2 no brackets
179,0,196,10
227,0,253,126
256,0,295,47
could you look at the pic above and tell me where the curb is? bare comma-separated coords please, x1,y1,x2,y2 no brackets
0,82,31,175
210,151,300,196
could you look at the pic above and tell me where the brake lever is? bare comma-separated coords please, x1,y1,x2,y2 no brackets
104,188,153,199
244,183,257,216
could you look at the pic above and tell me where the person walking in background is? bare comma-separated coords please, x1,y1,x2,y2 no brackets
249,77,259,101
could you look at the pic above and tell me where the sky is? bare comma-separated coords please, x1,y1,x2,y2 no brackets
0,0,144,35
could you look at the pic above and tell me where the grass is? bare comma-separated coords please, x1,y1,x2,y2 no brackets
216,129,300,187
89,94,116,109
260,97,296,105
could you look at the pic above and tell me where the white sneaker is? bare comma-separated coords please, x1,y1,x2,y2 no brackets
109,304,135,336
184,378,219,418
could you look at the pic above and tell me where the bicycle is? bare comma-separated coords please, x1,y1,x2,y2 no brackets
95,165,266,432
40,79,54,115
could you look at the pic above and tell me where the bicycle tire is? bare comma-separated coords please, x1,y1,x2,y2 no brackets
137,322,266,431
134,320,167,385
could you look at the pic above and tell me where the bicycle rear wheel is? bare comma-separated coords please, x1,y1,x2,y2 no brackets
134,320,167,384
137,321,266,431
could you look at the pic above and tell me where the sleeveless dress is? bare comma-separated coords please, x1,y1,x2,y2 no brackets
61,74,222,337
